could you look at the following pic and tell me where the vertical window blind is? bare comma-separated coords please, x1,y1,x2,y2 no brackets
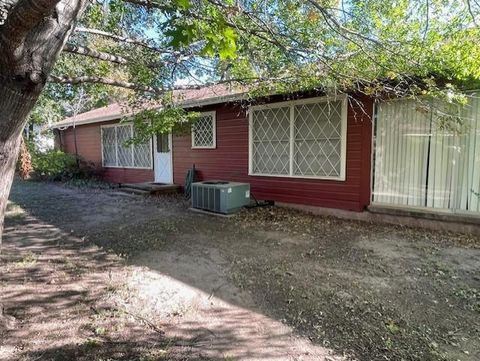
373,96,480,214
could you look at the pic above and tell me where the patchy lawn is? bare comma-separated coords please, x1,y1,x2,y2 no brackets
1,179,479,361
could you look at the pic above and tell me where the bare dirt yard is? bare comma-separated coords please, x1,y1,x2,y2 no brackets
1,179,479,361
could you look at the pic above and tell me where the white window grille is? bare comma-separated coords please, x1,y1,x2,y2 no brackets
249,96,347,180
101,124,152,169
251,107,291,175
101,127,116,167
192,111,216,148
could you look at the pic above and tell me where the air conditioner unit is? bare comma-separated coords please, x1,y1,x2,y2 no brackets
191,181,250,214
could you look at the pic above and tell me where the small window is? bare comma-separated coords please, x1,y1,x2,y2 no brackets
156,133,169,153
192,111,216,149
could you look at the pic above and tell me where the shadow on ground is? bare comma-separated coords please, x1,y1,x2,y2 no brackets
2,179,480,361
1,181,339,361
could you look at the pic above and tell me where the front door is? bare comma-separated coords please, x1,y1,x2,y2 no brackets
154,133,173,184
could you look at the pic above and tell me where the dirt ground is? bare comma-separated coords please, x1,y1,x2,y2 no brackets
1,180,479,361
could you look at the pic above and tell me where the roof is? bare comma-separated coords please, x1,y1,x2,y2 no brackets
52,84,248,129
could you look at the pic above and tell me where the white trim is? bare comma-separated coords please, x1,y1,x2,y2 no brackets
180,92,248,109
100,126,105,168
248,95,348,181
169,133,173,183
370,101,377,204
114,125,119,167
100,123,153,170
248,173,348,181
249,94,347,111
52,113,125,129
248,109,253,175
289,105,294,176
339,97,348,180
191,111,217,149
101,165,153,170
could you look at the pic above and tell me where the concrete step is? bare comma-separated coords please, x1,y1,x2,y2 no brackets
117,187,151,196
150,185,181,195
121,182,159,191
118,184,182,196
120,182,176,190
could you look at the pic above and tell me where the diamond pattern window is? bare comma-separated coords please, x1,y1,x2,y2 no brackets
294,101,342,177
251,107,291,175
249,97,346,180
192,112,216,148
101,124,152,169
101,127,116,167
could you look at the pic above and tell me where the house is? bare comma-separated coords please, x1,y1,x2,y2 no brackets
51,85,480,220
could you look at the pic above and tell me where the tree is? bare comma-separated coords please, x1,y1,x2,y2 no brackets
0,0,88,248
1,0,480,248
0,0,245,246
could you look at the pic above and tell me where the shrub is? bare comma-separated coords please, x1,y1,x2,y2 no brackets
17,137,33,179
30,149,94,181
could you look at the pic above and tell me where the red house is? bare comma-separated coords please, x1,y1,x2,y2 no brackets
52,86,480,219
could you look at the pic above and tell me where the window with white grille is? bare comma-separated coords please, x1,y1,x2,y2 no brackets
249,97,347,180
101,124,152,168
192,111,216,148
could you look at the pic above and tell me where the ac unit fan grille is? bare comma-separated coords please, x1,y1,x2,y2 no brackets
193,185,221,212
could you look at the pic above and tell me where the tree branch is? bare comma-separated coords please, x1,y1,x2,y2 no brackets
467,0,479,27
122,0,171,11
49,75,162,93
63,43,128,64
74,26,172,54
49,74,261,95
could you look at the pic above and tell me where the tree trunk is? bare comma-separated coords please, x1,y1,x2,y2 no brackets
0,83,40,250
0,0,88,249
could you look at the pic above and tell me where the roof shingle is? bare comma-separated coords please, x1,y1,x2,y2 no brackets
52,84,247,128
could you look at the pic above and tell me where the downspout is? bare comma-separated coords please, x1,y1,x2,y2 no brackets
73,114,80,168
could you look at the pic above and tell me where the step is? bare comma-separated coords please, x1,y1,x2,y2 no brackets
120,182,159,191
119,182,181,194
117,187,151,195
150,185,181,195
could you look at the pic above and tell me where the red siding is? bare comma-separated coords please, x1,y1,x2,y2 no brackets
59,95,374,210
60,121,153,184
173,97,373,211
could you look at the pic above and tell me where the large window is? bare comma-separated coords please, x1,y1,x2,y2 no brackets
101,124,152,168
373,97,480,214
249,96,347,180
192,111,216,149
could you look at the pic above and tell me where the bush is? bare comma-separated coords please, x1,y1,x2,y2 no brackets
30,149,94,181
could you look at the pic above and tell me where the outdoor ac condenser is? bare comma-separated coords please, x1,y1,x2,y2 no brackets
191,181,250,214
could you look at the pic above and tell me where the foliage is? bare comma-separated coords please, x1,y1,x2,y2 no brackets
28,0,480,136
17,138,33,180
63,177,115,189
126,106,200,144
29,148,93,182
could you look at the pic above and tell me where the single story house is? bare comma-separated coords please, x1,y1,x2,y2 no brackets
51,85,480,219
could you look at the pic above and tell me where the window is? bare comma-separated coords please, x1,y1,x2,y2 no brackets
249,96,347,180
192,111,216,148
373,97,480,214
101,124,152,168
156,133,169,153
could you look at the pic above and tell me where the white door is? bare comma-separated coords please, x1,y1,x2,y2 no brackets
154,133,173,184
